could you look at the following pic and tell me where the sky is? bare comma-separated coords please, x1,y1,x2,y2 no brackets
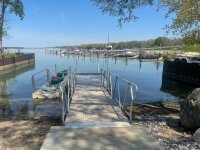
3,0,172,48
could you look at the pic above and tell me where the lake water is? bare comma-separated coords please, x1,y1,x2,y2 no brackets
0,49,194,119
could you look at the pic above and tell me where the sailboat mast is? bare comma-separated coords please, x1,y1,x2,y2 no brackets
108,34,110,46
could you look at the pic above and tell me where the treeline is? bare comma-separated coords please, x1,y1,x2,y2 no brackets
81,37,183,49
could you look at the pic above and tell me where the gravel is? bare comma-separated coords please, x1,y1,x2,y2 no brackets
131,102,200,150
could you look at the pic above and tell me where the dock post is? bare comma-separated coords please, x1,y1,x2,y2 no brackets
55,64,57,73
97,62,100,73
47,69,50,82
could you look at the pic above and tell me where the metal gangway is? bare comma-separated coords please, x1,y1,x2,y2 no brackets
60,69,138,126
41,70,162,150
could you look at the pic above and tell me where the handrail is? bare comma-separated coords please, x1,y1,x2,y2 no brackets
100,69,138,124
59,70,77,123
32,69,50,91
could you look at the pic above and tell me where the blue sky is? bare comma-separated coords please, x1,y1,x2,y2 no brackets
4,0,171,47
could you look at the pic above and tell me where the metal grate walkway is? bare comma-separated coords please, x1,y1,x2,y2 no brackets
64,75,127,128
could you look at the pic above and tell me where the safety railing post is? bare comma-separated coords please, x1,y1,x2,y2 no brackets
100,69,103,84
130,86,134,123
106,72,108,91
117,78,121,107
109,73,112,97
113,76,118,97
47,69,50,82
71,75,73,98
61,89,65,123
122,83,130,108
32,76,36,91
67,77,70,112
103,71,106,87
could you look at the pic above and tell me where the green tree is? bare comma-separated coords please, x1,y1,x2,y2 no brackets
0,0,24,56
92,0,200,41
158,0,200,37
154,37,170,47
92,0,153,25
182,30,200,45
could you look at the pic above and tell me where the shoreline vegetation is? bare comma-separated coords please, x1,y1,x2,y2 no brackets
0,53,22,59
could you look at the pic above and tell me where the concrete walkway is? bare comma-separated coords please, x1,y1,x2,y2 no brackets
41,125,160,150
41,75,160,150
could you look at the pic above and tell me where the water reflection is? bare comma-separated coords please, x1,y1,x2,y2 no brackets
161,78,196,99
0,63,35,119
1,49,197,119
0,61,62,119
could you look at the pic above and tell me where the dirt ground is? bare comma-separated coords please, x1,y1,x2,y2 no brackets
0,118,62,150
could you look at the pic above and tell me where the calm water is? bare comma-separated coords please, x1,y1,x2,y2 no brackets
0,49,194,119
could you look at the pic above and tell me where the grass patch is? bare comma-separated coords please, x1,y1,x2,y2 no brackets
180,45,200,52
163,53,176,61
0,53,21,59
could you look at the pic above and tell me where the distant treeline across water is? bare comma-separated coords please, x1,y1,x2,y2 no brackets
80,37,183,49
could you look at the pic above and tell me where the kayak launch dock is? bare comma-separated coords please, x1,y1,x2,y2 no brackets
40,69,160,150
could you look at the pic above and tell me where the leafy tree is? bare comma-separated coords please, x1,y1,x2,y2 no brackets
158,0,200,36
81,37,182,49
0,0,24,56
92,0,153,25
92,0,200,42
154,37,170,47
182,30,200,45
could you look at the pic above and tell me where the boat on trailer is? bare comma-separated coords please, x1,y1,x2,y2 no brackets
32,69,68,100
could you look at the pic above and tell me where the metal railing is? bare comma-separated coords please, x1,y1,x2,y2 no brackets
32,69,50,91
60,70,77,123
101,69,138,123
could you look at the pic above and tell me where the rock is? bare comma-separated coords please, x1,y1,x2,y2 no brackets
178,145,189,150
159,121,167,126
180,88,200,129
193,128,200,143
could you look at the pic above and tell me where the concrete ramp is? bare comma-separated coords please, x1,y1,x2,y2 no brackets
41,125,160,150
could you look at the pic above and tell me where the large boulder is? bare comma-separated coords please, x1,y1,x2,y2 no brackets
193,128,200,143
180,88,200,129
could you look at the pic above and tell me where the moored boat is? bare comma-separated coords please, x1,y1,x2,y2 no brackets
32,69,68,99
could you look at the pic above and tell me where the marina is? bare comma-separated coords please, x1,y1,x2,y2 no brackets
0,49,199,150
0,0,199,149
0,48,194,119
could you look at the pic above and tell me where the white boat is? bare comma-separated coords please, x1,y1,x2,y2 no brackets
32,69,68,100
116,50,135,57
32,84,60,99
